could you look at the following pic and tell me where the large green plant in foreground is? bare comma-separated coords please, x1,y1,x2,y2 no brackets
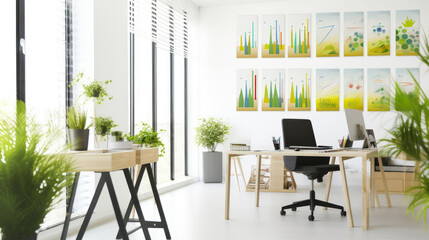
381,35,429,227
0,102,73,239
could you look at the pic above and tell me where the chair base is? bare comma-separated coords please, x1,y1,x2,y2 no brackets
280,189,346,221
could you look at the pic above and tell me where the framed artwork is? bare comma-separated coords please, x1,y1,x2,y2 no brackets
262,69,285,111
287,69,311,111
316,69,340,111
396,10,420,56
368,68,390,111
316,12,340,57
287,14,311,57
236,15,258,58
261,15,285,58
344,69,364,110
237,69,258,111
344,12,364,57
367,11,390,56
395,68,419,110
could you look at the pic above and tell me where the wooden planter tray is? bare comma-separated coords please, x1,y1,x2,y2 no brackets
71,149,136,172
135,147,159,165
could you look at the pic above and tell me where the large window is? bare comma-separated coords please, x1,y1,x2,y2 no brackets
133,0,195,184
0,1,16,103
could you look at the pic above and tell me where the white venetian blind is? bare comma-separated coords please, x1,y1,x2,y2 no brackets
131,0,198,57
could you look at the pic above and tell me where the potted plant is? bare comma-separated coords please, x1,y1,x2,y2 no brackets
67,106,90,150
71,73,113,104
195,117,231,183
380,35,429,226
109,130,133,150
126,123,166,157
0,101,73,240
95,116,117,136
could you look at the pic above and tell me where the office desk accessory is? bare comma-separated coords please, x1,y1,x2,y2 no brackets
224,148,391,230
61,148,170,240
280,119,345,222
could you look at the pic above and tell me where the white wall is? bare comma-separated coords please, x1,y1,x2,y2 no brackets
197,0,429,186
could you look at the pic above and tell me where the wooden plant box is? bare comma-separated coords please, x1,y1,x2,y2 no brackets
375,171,419,194
71,149,136,172
135,147,159,165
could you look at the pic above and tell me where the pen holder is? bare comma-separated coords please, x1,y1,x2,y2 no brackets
273,140,280,150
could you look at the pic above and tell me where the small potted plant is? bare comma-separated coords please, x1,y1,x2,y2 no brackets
110,130,133,150
195,117,231,183
95,116,117,136
71,73,113,104
0,101,73,240
67,106,90,150
126,123,166,157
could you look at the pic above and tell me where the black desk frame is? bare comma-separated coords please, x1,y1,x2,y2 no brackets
61,164,170,240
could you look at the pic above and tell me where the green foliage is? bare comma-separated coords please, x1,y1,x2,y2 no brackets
195,117,231,152
95,117,117,136
66,106,90,130
111,131,124,141
0,101,73,239
125,123,166,157
71,73,113,104
380,33,429,227
402,17,416,28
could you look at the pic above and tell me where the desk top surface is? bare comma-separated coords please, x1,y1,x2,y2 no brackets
226,148,379,158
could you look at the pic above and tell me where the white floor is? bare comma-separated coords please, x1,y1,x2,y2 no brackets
65,182,427,240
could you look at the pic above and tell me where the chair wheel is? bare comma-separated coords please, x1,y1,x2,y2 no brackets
341,210,347,217
280,210,286,216
308,215,314,221
292,207,297,211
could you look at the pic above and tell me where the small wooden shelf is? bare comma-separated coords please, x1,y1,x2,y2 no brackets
246,155,296,193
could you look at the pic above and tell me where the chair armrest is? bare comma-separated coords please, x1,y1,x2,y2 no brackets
283,156,297,171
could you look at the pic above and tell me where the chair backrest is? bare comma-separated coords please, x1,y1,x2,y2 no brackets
282,119,329,170
282,119,317,148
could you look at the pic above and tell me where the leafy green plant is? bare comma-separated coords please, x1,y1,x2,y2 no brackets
95,116,117,136
126,123,166,157
67,106,90,129
111,131,124,141
380,33,429,227
71,73,113,104
0,101,73,239
195,117,231,152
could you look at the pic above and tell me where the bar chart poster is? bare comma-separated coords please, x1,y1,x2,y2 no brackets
368,68,390,111
344,69,364,110
237,69,258,111
316,69,340,111
262,69,285,111
396,10,420,56
237,15,258,58
344,12,364,57
288,69,311,111
261,15,285,58
367,11,390,56
287,14,311,58
316,12,340,57
395,68,419,110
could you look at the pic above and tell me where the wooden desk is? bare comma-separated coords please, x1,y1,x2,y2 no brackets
224,149,391,230
61,148,170,240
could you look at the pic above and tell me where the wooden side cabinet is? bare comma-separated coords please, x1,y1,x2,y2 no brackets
375,171,418,194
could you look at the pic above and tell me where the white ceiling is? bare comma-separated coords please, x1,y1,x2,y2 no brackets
191,0,288,7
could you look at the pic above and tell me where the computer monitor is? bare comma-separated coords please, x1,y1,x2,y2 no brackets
345,109,372,148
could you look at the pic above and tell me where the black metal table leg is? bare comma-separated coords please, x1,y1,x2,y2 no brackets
104,172,130,240
76,174,106,240
61,172,80,240
146,164,171,239
123,168,151,239
116,164,149,239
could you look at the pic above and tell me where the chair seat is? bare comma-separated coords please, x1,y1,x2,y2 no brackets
295,164,339,173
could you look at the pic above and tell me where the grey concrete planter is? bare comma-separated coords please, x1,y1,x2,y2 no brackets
203,151,223,183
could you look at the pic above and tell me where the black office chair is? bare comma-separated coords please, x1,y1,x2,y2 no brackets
280,119,346,221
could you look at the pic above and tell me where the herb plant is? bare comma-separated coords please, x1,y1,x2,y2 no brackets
195,117,231,152
0,101,73,239
71,73,113,104
126,123,166,157
67,106,90,130
95,116,117,136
